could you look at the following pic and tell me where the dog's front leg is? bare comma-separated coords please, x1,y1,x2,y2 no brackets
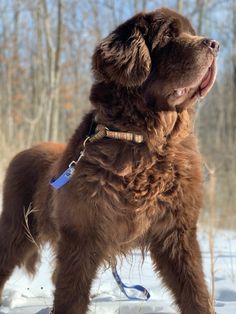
53,227,103,314
150,227,211,314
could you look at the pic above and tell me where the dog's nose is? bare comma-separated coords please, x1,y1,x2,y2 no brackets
202,38,220,54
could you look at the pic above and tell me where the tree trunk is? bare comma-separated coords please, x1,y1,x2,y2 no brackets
41,0,63,142
232,3,236,144
177,0,184,13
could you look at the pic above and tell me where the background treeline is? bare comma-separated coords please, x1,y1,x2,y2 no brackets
0,0,235,227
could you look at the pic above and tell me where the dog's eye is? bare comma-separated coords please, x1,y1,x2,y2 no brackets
164,32,172,39
165,21,180,40
162,32,173,43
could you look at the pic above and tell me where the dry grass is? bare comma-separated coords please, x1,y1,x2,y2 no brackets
23,203,40,249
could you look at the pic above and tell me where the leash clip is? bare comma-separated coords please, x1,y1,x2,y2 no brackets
68,136,90,168
50,137,90,190
69,150,85,168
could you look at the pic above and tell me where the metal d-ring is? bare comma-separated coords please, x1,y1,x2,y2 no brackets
83,136,90,147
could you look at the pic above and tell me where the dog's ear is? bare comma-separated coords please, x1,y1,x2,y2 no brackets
92,13,151,87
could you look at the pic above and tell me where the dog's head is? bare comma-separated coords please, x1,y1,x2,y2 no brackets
92,8,219,111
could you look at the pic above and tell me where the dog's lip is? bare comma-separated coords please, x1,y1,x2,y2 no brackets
198,58,217,98
173,58,217,101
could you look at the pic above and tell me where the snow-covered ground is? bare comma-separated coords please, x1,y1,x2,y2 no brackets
0,229,235,314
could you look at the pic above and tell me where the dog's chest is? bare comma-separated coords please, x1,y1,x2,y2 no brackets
123,155,178,211
101,155,183,250
62,140,200,253
81,142,193,217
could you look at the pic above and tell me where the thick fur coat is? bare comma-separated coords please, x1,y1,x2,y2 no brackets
0,7,219,314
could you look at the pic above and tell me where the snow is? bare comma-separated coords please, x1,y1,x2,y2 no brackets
0,230,236,314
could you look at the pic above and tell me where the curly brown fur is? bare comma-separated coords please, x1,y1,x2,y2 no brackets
0,7,219,314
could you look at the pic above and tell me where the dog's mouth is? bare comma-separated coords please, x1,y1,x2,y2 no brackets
197,59,217,98
172,58,217,102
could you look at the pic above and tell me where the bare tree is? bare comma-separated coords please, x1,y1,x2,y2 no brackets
41,0,63,141
232,1,236,144
177,0,183,13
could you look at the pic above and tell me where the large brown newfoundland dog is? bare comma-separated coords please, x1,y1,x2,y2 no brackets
0,7,219,314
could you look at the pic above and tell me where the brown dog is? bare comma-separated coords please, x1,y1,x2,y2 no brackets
0,7,219,314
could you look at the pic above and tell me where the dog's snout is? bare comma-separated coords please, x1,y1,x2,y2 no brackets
202,38,220,54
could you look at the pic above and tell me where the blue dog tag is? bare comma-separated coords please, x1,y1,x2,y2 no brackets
50,166,75,190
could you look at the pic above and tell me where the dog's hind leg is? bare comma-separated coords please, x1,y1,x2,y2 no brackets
0,152,40,304
0,214,40,304
0,143,64,304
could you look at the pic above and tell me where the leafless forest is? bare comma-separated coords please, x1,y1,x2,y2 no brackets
0,0,235,227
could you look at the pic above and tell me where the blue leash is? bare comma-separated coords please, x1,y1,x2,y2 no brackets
112,267,150,301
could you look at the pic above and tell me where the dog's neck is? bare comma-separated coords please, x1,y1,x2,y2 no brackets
90,82,194,152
